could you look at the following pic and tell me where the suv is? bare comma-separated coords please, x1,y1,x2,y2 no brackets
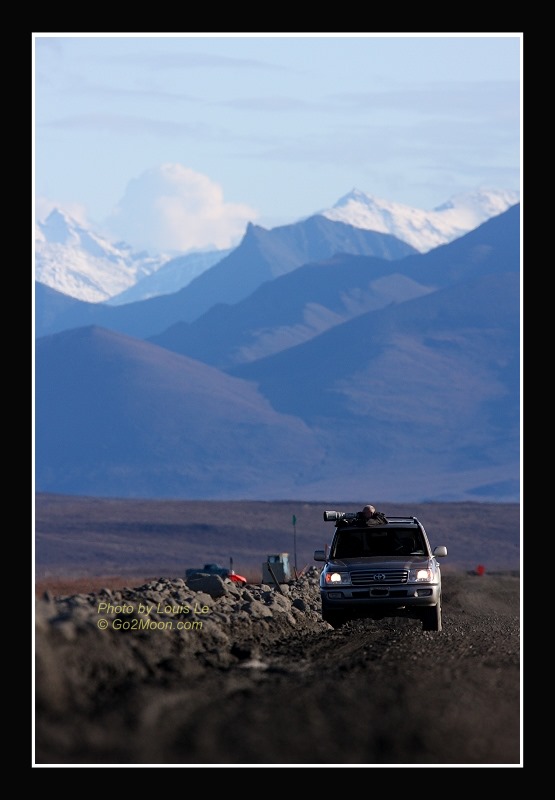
314,511,447,631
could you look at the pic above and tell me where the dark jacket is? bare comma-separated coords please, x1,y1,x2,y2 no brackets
356,511,388,526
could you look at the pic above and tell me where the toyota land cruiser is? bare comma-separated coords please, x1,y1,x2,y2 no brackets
314,511,447,631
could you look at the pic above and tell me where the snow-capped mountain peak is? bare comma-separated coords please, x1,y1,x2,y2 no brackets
35,209,166,303
38,209,130,261
37,209,75,245
321,187,520,252
35,188,521,304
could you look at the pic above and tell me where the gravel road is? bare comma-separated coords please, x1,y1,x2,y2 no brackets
34,571,521,767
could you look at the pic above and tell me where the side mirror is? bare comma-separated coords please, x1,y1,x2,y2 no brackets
433,546,448,558
314,549,326,562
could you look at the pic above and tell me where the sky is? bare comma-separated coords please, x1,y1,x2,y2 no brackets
33,33,522,255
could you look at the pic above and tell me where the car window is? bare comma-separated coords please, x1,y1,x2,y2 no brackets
334,531,364,558
334,528,426,557
395,530,426,553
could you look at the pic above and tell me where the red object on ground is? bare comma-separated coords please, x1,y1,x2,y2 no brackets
476,564,486,576
228,571,247,585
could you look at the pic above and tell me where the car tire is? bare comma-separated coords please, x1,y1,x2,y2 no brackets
421,601,442,632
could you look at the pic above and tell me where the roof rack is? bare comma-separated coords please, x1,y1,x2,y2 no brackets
386,516,418,523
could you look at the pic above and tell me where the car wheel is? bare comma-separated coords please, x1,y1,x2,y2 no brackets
421,602,442,632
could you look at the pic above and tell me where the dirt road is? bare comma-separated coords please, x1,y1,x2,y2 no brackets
34,572,521,767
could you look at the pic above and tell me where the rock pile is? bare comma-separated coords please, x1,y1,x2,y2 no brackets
35,568,329,709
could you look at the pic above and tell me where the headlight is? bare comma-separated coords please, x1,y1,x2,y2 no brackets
324,571,351,585
408,563,436,582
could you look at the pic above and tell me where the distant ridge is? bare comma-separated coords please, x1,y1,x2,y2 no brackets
35,215,417,340
35,187,519,303
35,206,520,503
320,187,520,252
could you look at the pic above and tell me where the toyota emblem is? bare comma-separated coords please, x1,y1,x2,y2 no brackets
373,573,386,581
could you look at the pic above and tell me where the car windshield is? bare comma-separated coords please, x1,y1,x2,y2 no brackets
332,527,426,558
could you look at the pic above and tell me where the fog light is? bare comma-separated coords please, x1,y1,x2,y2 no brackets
328,592,343,599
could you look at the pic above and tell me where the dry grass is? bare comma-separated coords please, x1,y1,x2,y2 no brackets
35,494,521,581
35,568,263,598
35,575,158,598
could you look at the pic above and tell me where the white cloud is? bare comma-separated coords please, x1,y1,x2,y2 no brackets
105,164,259,253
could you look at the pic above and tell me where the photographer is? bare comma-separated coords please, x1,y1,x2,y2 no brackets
335,504,388,527
357,504,388,526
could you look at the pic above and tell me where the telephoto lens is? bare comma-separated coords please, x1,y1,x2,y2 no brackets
323,511,358,522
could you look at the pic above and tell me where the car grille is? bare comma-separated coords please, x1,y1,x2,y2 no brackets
350,569,408,586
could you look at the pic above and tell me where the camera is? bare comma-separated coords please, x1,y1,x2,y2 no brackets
323,510,357,522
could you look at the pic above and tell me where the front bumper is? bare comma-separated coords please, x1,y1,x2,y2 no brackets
320,583,441,610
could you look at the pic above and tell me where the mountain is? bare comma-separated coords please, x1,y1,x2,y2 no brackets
149,256,433,368
35,188,518,305
232,269,519,432
149,204,520,369
224,206,520,501
35,326,325,499
34,205,520,502
35,209,167,302
35,216,418,340
106,248,232,305
320,188,520,252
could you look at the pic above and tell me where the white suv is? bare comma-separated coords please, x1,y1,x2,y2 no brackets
314,512,447,631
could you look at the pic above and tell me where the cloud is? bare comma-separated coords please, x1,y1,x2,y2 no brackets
109,51,284,71
45,114,218,139
105,164,259,253
220,96,315,112
327,80,520,118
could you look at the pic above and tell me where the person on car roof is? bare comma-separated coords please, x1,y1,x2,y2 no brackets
358,505,388,526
